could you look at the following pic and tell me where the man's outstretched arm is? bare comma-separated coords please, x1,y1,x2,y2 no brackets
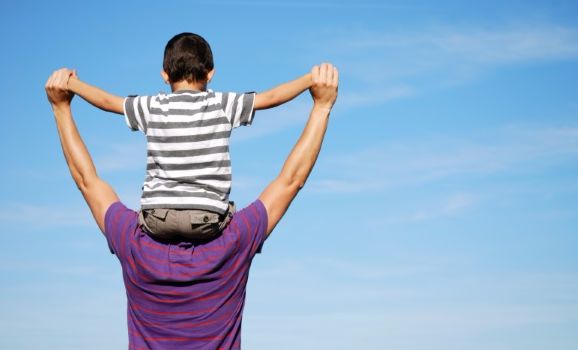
46,68,119,233
259,63,338,235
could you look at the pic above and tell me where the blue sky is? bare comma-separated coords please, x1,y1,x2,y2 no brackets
1,0,578,349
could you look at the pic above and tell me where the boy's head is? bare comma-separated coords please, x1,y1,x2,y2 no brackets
162,33,214,87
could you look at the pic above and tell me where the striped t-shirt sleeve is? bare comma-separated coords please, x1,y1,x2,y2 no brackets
123,95,152,132
104,201,138,260
219,92,256,128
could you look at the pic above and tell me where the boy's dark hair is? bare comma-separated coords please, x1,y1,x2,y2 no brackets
163,33,214,84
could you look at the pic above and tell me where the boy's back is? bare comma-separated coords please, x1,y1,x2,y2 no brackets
67,32,313,239
125,89,255,214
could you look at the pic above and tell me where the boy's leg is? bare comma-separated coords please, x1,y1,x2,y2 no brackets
139,209,179,239
139,203,236,241
177,202,236,240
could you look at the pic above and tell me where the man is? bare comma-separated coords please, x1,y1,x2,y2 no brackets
45,63,338,349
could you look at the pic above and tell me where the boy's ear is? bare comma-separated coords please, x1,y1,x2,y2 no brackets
207,69,215,83
160,70,170,84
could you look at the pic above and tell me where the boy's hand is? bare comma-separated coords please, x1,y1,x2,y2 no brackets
310,63,338,110
66,69,79,91
46,68,75,109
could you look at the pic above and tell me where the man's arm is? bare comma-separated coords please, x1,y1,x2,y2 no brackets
258,63,338,235
67,75,125,115
46,68,120,233
253,72,312,110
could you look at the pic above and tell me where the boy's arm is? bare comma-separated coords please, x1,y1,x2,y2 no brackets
67,76,125,115
253,72,312,110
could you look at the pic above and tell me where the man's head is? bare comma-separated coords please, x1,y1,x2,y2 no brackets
162,33,214,87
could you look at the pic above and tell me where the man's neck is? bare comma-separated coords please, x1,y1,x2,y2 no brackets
170,80,207,92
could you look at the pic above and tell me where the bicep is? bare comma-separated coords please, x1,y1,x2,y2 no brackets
258,176,300,236
80,177,120,233
253,92,268,110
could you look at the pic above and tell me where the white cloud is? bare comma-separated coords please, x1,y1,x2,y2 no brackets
0,202,94,228
409,193,477,222
338,85,416,109
312,125,578,194
233,100,311,141
246,260,578,350
433,26,578,64
319,24,578,104
214,0,414,10
94,141,145,173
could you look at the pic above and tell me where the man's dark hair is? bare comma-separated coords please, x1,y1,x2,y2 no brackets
163,33,214,84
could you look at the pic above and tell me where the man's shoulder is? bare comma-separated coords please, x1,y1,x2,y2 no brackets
235,200,267,221
225,200,268,253
105,201,138,233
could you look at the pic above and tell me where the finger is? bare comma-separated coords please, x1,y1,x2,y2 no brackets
319,63,328,85
56,69,71,88
326,63,335,85
312,65,320,84
332,66,339,87
45,73,53,89
46,72,57,90
54,71,67,89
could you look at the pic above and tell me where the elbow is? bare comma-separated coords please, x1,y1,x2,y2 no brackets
72,172,95,195
102,96,116,112
282,172,307,193
73,174,89,194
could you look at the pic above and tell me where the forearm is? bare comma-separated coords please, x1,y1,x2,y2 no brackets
52,105,98,190
279,104,330,187
68,77,124,114
255,73,312,110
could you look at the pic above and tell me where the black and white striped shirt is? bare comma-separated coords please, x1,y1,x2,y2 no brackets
124,90,255,214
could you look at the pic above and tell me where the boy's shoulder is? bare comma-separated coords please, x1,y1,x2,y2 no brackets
148,90,216,104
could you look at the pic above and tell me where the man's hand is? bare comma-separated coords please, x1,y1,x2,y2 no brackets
310,63,338,110
258,63,338,235
45,68,74,109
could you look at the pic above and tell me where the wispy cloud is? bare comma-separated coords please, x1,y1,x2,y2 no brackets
345,25,578,64
408,192,477,222
432,26,578,64
338,85,415,109
0,202,94,228
213,0,417,10
312,124,578,193
232,100,310,142
247,260,578,349
318,24,578,106
94,141,146,173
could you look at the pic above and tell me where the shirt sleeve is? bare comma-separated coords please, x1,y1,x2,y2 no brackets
218,92,256,128
235,200,269,258
104,201,139,261
123,95,152,133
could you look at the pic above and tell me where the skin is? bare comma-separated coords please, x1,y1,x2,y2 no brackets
67,68,313,115
47,63,338,236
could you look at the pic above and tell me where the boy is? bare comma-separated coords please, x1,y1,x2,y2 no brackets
67,32,312,241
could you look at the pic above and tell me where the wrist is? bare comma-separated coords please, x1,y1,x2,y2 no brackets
313,103,333,112
51,103,71,115
305,72,313,88
67,76,77,92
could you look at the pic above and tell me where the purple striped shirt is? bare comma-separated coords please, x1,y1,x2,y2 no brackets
104,200,268,350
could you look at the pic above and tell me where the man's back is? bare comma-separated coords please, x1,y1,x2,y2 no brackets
46,62,337,350
104,200,267,349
